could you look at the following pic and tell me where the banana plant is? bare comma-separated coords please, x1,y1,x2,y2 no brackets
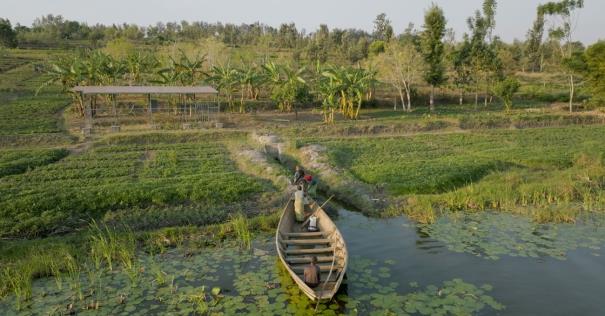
263,62,309,112
171,49,206,85
234,65,265,113
39,55,87,116
125,51,159,85
208,64,239,111
320,65,372,120
317,66,341,123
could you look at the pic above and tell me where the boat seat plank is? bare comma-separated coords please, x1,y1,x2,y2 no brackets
285,232,325,238
294,272,340,282
285,247,333,255
291,265,341,273
283,239,331,245
286,256,333,264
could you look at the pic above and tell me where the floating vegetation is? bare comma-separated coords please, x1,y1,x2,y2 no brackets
419,212,605,260
0,239,504,315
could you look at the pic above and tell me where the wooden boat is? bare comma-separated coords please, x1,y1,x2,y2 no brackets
275,197,348,301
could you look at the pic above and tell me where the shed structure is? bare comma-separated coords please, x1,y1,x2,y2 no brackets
72,85,219,135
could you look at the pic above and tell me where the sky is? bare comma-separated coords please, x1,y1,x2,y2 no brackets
2,0,603,44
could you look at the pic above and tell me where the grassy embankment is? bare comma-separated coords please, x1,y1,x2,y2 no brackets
306,125,605,223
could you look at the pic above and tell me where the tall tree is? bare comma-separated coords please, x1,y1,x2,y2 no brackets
540,0,584,112
526,9,546,72
451,37,474,105
372,42,424,111
465,0,502,107
420,5,448,111
582,42,605,104
372,13,394,42
0,18,17,48
482,0,497,43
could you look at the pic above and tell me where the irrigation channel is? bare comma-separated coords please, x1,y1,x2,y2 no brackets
2,206,605,315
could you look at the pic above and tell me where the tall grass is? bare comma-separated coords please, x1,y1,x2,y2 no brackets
89,220,120,271
1,266,32,310
229,213,252,250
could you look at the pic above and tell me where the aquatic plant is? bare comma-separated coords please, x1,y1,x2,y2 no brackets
89,220,120,271
229,213,253,250
420,212,605,260
1,266,32,310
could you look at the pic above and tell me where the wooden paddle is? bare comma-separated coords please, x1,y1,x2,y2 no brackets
300,195,334,229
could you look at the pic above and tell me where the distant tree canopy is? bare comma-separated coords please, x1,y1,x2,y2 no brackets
582,41,605,104
0,18,17,48
373,13,394,42
6,0,601,118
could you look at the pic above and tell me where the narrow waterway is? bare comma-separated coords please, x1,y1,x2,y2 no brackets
3,204,605,315
332,206,605,315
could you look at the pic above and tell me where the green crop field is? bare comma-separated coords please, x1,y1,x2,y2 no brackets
0,148,68,178
0,95,68,135
0,132,272,238
313,126,605,222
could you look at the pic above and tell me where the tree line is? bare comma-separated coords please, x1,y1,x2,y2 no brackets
4,0,605,117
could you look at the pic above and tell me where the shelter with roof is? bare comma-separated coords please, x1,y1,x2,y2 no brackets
72,85,219,134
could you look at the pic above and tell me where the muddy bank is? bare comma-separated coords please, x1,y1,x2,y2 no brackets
251,132,386,215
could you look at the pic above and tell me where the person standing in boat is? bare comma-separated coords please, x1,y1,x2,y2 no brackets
304,174,318,196
293,165,305,185
294,185,305,222
304,256,321,288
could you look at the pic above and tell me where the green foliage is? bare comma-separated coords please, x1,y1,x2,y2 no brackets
263,62,310,112
0,134,269,238
0,148,68,178
229,213,252,250
319,125,605,222
0,239,504,315
318,65,375,121
0,95,68,135
420,5,448,92
368,40,386,56
420,212,605,260
493,76,521,111
582,41,605,105
0,18,17,48
372,13,394,42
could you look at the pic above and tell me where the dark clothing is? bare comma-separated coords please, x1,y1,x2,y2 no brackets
293,170,305,185
304,264,321,288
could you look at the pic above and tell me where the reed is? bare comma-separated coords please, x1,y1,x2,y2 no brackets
89,220,119,271
1,266,32,310
229,213,252,250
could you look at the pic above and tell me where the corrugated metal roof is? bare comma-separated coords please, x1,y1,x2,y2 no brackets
72,86,218,95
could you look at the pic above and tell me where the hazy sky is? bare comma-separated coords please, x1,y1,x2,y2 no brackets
3,0,603,44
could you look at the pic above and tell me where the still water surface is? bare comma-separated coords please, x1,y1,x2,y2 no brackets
333,207,605,315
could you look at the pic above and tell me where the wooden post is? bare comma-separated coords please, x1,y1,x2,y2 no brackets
83,94,93,136
111,94,120,132
147,94,152,126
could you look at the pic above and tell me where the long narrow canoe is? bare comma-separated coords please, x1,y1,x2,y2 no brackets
275,197,348,301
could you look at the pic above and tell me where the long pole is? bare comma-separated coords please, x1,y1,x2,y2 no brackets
300,195,334,229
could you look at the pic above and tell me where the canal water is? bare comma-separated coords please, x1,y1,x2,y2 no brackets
2,206,605,315
332,207,605,315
